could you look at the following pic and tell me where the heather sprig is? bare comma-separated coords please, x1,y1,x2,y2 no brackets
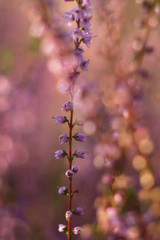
55,0,92,239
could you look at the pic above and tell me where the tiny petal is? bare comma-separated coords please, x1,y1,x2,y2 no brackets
59,134,69,144
55,150,67,159
64,12,74,27
75,150,85,159
83,32,92,48
58,186,68,195
65,210,73,221
65,169,74,178
58,224,67,232
75,207,84,215
71,28,84,42
80,60,89,71
73,226,82,235
72,165,79,173
62,101,72,112
73,133,87,142
55,116,67,124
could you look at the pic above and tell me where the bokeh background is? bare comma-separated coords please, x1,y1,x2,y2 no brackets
1,0,160,239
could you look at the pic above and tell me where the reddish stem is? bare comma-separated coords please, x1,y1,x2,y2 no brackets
68,109,73,240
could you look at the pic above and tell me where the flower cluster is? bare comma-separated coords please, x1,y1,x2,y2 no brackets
64,0,92,75
55,99,86,238
55,1,92,239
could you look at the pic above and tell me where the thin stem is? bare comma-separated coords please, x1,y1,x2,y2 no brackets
68,109,73,240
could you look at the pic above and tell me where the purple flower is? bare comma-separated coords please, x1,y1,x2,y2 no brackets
83,32,92,48
65,210,73,221
83,0,91,6
59,134,69,144
65,7,84,26
75,207,84,215
71,28,84,42
64,12,74,27
73,133,87,142
55,116,67,124
55,150,67,159
82,0,92,16
80,59,89,71
80,16,91,31
62,101,72,112
74,47,84,59
74,150,85,159
73,226,82,235
58,186,68,195
58,224,67,232
65,169,74,178
72,165,79,173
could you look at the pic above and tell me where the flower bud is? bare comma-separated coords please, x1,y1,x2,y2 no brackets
73,226,82,235
74,150,85,159
58,224,67,232
73,133,87,142
74,207,84,215
59,134,69,144
62,101,72,112
55,150,67,159
65,210,73,221
72,165,79,173
65,169,74,178
58,186,68,195
54,116,67,124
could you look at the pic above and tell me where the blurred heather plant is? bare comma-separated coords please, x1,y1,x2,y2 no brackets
78,1,160,240
53,0,92,239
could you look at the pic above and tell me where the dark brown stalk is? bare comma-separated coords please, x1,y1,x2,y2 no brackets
68,109,73,240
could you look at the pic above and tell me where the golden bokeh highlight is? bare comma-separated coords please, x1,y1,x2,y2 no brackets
138,139,154,155
150,187,160,202
113,175,129,189
133,127,149,144
140,170,155,189
132,155,147,171
118,131,133,148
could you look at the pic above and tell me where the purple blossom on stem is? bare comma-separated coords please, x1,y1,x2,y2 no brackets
83,32,92,48
62,101,72,112
58,186,68,195
65,169,74,178
65,210,73,221
73,133,87,142
54,116,67,124
55,150,67,159
74,207,84,216
59,134,69,144
80,59,89,71
74,150,85,159
58,224,67,232
73,226,82,235
72,165,79,173
80,16,91,31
